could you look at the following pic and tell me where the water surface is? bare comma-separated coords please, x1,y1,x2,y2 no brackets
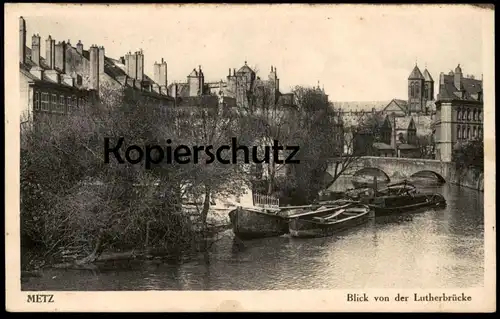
22,180,484,290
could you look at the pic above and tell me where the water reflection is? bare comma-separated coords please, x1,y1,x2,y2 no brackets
23,181,484,290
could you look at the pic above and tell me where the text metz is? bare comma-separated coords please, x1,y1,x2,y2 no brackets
347,293,369,302
27,294,54,303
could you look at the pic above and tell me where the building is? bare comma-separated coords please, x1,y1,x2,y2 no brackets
434,64,483,162
406,64,435,114
336,63,437,158
19,16,175,133
167,63,296,110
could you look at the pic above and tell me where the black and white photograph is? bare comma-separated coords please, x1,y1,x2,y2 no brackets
6,3,495,312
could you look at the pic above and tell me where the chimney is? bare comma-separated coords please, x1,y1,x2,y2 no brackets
89,45,99,91
19,17,26,64
119,56,125,65
153,61,160,84
159,59,167,88
136,50,144,81
126,52,137,79
45,36,54,69
31,34,41,65
439,72,445,85
125,52,131,77
76,40,83,55
98,46,105,75
454,64,462,90
54,41,66,73
229,68,231,76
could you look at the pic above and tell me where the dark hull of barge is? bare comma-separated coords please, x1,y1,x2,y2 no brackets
228,207,289,240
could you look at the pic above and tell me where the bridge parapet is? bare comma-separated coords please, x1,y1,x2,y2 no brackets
328,156,452,182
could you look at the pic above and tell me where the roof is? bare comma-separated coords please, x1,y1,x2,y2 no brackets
423,69,434,82
408,65,424,80
383,98,409,114
333,100,390,113
176,95,219,108
21,43,173,101
438,72,483,101
394,117,414,130
373,142,394,150
236,62,254,74
168,83,190,98
188,69,199,77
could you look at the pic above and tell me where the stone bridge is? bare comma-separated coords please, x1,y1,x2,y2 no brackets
328,156,453,183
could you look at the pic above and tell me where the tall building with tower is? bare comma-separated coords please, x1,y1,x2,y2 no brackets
407,64,435,114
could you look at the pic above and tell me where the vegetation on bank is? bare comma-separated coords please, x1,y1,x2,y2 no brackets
20,84,353,270
453,137,484,172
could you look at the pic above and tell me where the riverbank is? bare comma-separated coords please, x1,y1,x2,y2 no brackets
21,183,484,291
21,224,233,275
449,166,484,192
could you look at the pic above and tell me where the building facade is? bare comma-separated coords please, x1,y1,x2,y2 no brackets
434,64,483,162
167,63,296,110
337,63,437,158
19,16,176,134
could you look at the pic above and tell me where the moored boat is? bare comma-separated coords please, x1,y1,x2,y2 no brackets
228,206,289,240
364,193,446,217
375,180,418,196
288,203,372,238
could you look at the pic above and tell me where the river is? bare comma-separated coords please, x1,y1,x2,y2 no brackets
22,178,484,290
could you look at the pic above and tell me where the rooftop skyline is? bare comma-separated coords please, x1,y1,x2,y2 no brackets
17,4,485,101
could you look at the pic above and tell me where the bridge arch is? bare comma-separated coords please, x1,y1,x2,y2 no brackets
409,170,446,184
353,167,391,182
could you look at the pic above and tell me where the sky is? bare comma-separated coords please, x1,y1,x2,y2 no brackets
17,4,488,102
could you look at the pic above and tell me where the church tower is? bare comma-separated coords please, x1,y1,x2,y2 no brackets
423,68,434,101
408,64,425,114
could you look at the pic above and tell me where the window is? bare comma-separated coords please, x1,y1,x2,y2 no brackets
67,97,71,113
59,95,65,113
457,125,461,139
467,126,471,139
415,85,420,96
473,109,477,121
478,127,482,138
478,110,482,122
34,92,40,111
72,96,77,109
467,109,471,121
41,92,49,111
462,127,466,140
50,94,57,112
457,109,461,121
473,126,477,138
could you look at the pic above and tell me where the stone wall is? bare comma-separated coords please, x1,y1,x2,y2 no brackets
449,166,484,191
